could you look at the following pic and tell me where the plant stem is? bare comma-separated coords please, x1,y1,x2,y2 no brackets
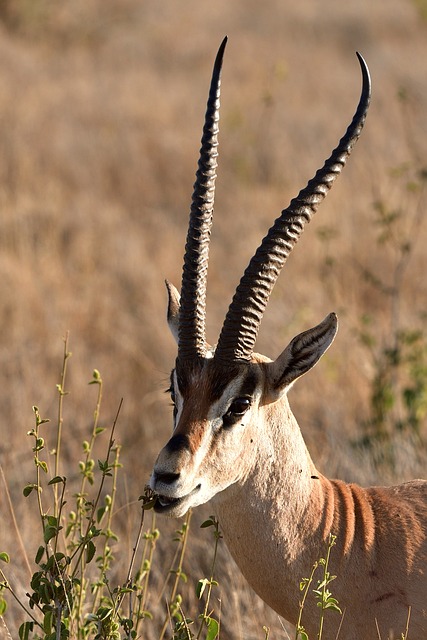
317,534,336,640
159,509,192,640
0,465,32,579
78,372,104,535
295,561,318,640
54,332,71,518
135,511,159,635
196,518,221,640
70,398,123,574
0,570,42,630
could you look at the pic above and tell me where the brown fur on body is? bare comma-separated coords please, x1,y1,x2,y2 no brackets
216,452,427,639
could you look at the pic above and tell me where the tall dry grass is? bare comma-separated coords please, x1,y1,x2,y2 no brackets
0,0,426,637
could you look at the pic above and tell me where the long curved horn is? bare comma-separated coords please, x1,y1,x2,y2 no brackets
215,52,371,363
178,37,227,360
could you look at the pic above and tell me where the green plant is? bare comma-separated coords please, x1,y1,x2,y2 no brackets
194,517,221,640
354,162,427,461
295,533,342,640
0,335,226,640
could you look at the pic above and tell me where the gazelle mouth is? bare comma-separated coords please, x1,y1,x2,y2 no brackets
154,484,201,515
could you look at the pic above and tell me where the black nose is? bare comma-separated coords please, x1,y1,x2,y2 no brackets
154,471,180,485
166,433,191,453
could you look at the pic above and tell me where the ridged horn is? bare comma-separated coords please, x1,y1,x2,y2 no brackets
215,52,371,363
178,36,227,360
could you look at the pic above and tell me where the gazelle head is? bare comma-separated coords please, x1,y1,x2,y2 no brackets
150,37,370,517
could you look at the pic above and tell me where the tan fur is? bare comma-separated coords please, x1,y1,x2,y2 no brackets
150,44,425,639
151,351,427,640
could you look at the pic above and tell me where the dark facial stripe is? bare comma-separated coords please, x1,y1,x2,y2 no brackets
175,357,244,403
237,370,259,398
167,360,263,454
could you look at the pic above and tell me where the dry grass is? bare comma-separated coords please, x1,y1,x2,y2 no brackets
0,0,426,637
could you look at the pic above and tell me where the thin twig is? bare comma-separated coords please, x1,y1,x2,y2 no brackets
0,465,32,579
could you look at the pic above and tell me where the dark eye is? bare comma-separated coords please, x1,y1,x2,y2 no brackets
166,385,177,418
230,397,251,415
223,397,251,427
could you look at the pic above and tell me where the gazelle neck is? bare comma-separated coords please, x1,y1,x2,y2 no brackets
212,395,325,623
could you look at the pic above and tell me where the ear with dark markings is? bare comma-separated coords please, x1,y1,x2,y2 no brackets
266,313,338,398
166,279,180,344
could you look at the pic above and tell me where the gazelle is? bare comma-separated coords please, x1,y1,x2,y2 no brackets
149,38,427,639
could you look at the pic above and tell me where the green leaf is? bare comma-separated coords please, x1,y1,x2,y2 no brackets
0,552,10,563
141,497,157,510
97,506,106,523
96,605,113,621
86,540,96,564
43,609,53,634
32,406,50,427
178,570,187,583
19,621,34,640
48,476,65,485
299,578,309,591
205,617,219,640
88,525,102,539
196,578,209,599
324,600,342,613
23,484,38,497
105,527,118,542
0,596,7,615
53,552,66,564
98,459,112,474
33,437,45,452
37,460,49,474
140,610,153,620
200,518,216,528
44,553,66,573
35,546,44,564
89,369,102,384
44,526,57,544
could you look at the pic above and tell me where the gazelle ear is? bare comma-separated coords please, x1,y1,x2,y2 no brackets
266,313,338,398
165,280,180,344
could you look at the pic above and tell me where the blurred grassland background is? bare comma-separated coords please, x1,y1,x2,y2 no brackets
0,0,427,637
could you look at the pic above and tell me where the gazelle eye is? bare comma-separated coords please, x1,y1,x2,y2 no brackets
165,385,176,404
223,396,251,427
230,397,251,415
166,385,177,418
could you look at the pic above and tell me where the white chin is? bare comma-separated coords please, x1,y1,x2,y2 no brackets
154,483,204,517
